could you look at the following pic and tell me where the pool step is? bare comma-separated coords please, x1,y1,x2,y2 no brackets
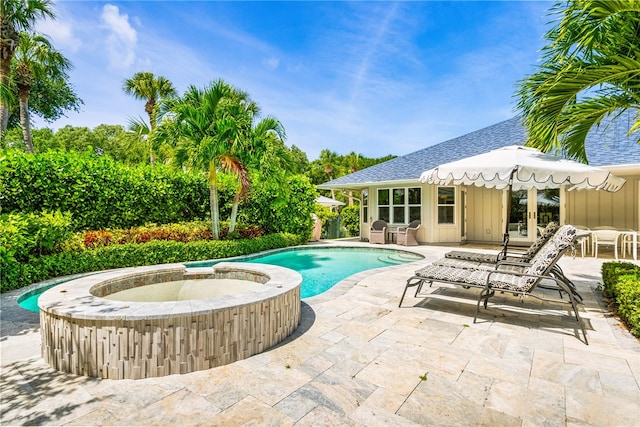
377,253,421,265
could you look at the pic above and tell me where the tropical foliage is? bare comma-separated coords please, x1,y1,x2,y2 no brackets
11,31,72,151
0,0,56,131
601,261,640,337
156,80,245,239
516,0,640,162
122,71,177,164
241,174,317,237
0,217,302,292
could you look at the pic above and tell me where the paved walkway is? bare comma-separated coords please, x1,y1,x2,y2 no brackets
1,242,639,426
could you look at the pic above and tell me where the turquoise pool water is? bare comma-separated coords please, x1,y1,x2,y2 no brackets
18,247,423,311
188,247,423,298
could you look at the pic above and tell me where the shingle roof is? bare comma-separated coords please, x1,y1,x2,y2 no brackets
320,111,640,188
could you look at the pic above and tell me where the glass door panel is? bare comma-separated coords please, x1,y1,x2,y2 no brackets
510,188,561,242
509,189,529,241
536,189,560,235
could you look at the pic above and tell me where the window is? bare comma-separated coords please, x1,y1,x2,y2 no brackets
378,187,421,224
408,188,421,222
378,189,390,222
437,186,455,224
393,189,405,225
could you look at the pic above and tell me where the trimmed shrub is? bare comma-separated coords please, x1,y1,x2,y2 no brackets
1,233,304,292
601,261,640,337
0,210,74,261
241,175,317,238
0,210,74,289
0,150,227,230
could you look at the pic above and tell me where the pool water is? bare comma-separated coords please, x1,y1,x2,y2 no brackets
18,290,46,312
192,247,423,298
18,247,423,311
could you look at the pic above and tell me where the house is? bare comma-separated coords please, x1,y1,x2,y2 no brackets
318,113,640,245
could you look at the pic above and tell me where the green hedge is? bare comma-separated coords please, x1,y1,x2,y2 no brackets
0,150,221,230
340,205,360,237
601,261,640,337
0,210,74,272
241,175,317,238
1,233,304,292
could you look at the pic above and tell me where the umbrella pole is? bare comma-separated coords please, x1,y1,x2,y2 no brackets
501,167,518,260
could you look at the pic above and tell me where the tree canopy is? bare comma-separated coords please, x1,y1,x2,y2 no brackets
516,0,640,163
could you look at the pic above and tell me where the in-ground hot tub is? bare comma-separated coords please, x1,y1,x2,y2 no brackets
38,262,302,380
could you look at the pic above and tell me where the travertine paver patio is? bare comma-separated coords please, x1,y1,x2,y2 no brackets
1,241,639,426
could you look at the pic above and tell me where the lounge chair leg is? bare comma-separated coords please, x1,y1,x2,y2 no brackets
399,277,424,307
556,279,589,345
474,288,494,322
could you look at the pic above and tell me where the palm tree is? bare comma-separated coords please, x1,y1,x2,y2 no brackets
319,149,339,199
226,115,288,233
11,32,71,152
0,0,54,132
122,71,177,164
217,96,256,234
516,0,640,163
345,151,361,206
159,80,245,239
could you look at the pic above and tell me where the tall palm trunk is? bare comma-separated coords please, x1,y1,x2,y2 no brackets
208,161,220,240
145,99,156,165
17,86,33,152
229,193,241,233
327,174,335,200
0,26,18,132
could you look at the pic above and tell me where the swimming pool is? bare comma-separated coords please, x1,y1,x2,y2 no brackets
18,246,423,311
187,246,424,298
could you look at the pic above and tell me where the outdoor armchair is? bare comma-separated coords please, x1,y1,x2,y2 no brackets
396,220,421,246
369,220,387,244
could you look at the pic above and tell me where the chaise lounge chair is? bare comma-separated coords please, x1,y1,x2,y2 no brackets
396,220,421,246
399,225,588,344
432,222,582,301
370,220,387,244
443,222,559,265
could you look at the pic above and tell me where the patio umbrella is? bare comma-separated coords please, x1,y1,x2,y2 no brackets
315,195,345,208
419,145,626,254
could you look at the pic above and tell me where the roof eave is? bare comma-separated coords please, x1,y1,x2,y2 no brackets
318,178,421,190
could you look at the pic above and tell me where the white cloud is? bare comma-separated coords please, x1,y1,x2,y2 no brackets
263,57,280,70
101,4,137,70
37,15,81,53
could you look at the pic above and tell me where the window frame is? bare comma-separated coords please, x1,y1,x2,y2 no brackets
437,186,456,225
378,186,422,224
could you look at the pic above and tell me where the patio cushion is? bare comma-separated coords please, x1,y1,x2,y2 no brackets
444,251,499,263
520,222,559,262
520,225,576,290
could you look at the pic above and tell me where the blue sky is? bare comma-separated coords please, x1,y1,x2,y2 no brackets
35,0,552,160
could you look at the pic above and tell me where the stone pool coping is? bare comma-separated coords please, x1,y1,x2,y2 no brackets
38,262,302,321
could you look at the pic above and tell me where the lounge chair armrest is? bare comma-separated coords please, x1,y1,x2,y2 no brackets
504,247,527,255
495,260,531,269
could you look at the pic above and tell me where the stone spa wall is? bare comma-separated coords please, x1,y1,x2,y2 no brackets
38,263,302,380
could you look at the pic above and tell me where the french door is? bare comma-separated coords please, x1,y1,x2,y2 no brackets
509,188,560,243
